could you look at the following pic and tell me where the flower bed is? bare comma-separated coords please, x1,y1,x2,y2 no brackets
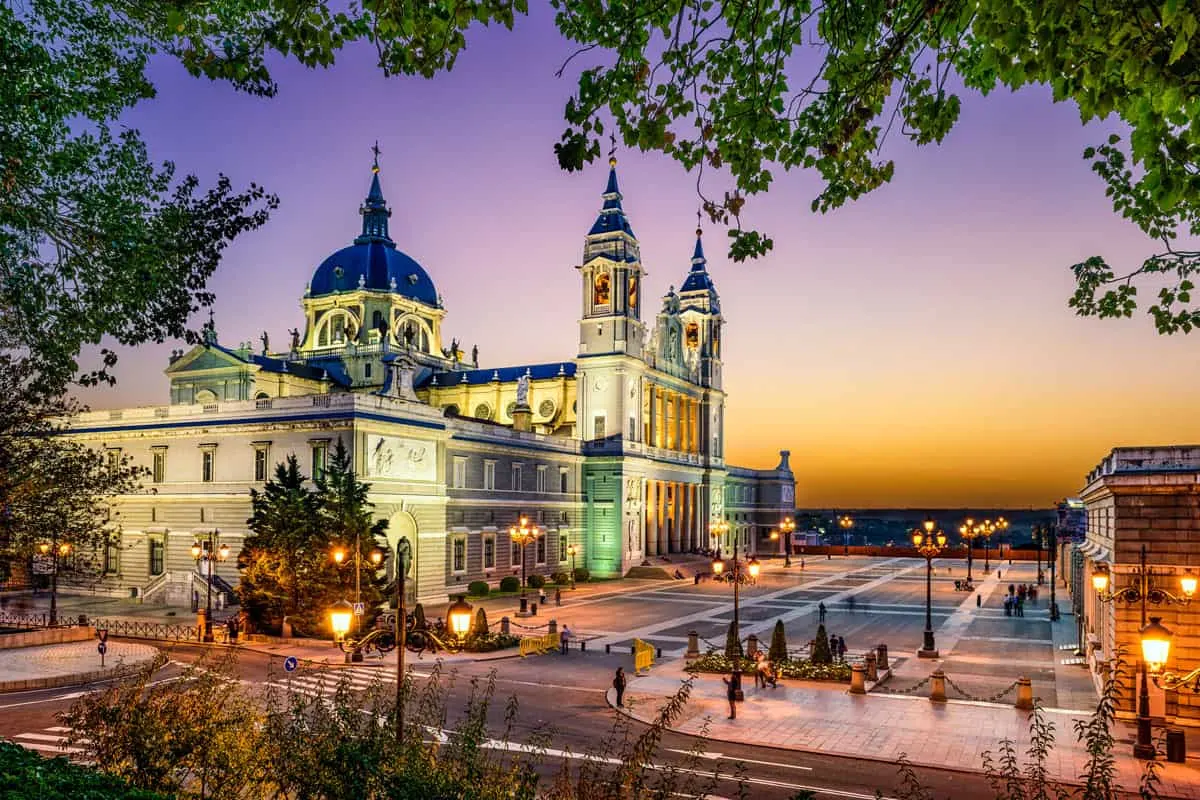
464,632,520,653
684,652,852,683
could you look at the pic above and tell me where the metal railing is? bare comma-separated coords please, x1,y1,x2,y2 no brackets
90,618,199,642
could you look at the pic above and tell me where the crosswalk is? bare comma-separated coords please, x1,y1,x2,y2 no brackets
8,726,88,759
265,666,392,698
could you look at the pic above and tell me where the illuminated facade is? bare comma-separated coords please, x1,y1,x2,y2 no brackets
65,157,795,606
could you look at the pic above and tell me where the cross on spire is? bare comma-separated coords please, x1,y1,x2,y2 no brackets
696,207,703,236
371,140,382,173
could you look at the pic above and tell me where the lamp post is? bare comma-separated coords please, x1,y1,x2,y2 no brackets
37,540,72,626
385,537,412,740
566,544,578,588
332,531,366,659
1048,522,1060,621
190,533,229,643
509,515,542,615
711,524,760,701
838,514,854,556
912,517,947,658
1092,543,1196,759
959,517,977,584
780,516,795,567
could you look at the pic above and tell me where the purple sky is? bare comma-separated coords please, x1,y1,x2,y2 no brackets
78,7,1200,508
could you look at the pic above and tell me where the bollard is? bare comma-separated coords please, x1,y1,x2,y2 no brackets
605,643,611,654
500,616,510,636
930,669,947,702
657,647,662,658
531,603,538,616
865,651,878,682
747,635,759,659
686,630,700,659
519,597,528,616
849,663,866,694
877,644,889,671
548,619,558,635
1015,676,1033,710
580,640,587,652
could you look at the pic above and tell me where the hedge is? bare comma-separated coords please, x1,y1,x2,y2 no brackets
527,574,546,589
684,652,852,683
467,580,490,597
499,576,520,592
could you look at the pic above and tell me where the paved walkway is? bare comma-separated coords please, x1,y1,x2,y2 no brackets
614,660,1200,799
0,641,159,690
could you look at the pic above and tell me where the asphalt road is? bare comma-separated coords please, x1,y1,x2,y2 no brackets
0,640,997,800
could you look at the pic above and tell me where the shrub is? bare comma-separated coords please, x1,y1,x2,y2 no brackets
572,566,590,583
467,580,490,597
684,652,851,682
551,571,570,585
0,741,167,799
769,619,788,663
470,607,489,639
724,620,743,660
527,574,546,589
498,575,520,593
810,623,832,665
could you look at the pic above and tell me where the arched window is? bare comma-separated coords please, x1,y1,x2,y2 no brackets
315,309,359,348
195,388,217,404
254,391,270,400
392,313,432,353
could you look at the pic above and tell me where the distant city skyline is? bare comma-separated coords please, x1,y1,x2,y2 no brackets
74,6,1200,508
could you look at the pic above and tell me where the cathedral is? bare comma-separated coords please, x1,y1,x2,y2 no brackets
65,153,796,607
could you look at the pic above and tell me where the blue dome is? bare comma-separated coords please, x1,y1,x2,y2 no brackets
310,242,438,306
308,164,439,307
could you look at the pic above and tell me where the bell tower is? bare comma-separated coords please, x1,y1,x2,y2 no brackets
577,153,646,359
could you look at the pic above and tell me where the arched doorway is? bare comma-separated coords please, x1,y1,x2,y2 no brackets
386,510,418,605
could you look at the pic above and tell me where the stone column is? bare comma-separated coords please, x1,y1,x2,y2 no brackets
681,483,691,551
662,482,672,556
645,481,658,557
668,482,681,553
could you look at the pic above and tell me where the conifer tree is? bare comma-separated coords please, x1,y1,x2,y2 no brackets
810,623,833,665
724,620,742,661
768,619,788,663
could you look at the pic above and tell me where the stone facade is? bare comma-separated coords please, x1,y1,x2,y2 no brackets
1078,446,1200,725
60,156,795,608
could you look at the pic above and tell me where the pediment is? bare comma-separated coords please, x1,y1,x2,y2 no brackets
164,345,249,376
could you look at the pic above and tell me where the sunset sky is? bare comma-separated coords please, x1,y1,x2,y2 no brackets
76,6,1200,509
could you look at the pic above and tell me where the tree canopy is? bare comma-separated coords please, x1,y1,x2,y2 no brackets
5,0,1199,398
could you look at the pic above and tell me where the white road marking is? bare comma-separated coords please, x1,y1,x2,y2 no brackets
664,747,812,771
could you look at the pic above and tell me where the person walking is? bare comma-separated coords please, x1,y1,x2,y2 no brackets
753,652,767,688
722,674,738,719
560,624,571,655
829,632,838,661
976,593,981,608
613,667,627,707
555,587,562,607
226,616,239,645
837,636,847,663
818,602,826,624
539,587,548,605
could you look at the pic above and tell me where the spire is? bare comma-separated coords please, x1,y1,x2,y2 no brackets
356,141,394,246
587,133,636,239
691,211,707,270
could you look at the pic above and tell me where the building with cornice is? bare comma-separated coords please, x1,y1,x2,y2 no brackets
63,155,795,610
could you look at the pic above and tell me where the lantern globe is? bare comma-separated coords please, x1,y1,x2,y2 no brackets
447,595,474,638
1091,570,1110,594
1140,617,1172,673
329,599,354,639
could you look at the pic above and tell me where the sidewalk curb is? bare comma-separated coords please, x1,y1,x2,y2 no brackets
603,686,1197,799
0,654,161,693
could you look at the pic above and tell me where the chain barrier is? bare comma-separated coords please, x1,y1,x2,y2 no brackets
871,675,933,695
507,620,551,632
944,676,1022,704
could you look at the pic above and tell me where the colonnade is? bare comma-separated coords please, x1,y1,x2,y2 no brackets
642,479,704,556
645,385,700,453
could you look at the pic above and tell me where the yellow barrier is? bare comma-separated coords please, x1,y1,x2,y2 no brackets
633,638,655,674
519,632,558,657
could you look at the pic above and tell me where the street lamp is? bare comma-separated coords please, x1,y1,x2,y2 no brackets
959,517,978,584
1140,619,1200,695
37,540,71,625
912,517,947,658
982,517,1007,572
566,544,578,589
710,517,730,554
780,516,795,567
329,599,354,643
331,530,368,658
838,514,854,556
447,595,474,641
712,526,759,701
191,534,229,642
508,515,542,615
1093,543,1195,759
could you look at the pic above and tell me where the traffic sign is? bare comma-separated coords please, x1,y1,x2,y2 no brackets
353,602,365,616
283,656,298,673
97,641,107,656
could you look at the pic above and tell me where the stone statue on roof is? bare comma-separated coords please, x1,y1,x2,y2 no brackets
516,373,530,406
260,331,269,355
471,344,478,365
289,328,300,351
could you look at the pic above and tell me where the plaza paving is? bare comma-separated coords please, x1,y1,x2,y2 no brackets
9,555,1200,794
